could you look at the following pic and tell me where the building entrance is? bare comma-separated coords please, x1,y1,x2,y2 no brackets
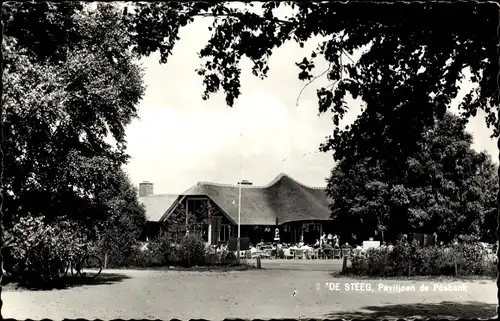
302,223,322,245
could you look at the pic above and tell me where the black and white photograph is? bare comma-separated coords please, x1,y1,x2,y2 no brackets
1,1,498,319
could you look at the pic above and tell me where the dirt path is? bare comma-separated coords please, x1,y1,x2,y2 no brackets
2,268,496,319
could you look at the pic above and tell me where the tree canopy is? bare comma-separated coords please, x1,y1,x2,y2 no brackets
2,3,145,227
124,2,498,167
327,112,498,244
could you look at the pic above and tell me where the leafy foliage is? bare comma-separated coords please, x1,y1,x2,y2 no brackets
2,2,85,63
6,216,91,285
125,2,498,164
96,170,147,265
346,240,497,277
106,232,237,268
328,113,498,243
2,3,145,228
178,234,207,267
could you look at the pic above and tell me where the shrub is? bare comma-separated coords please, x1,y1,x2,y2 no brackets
221,251,237,265
481,253,497,277
97,221,141,267
102,231,245,268
104,231,181,268
7,216,91,285
344,239,497,277
177,234,206,267
147,231,181,266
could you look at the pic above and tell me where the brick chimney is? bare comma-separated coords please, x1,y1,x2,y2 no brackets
139,181,154,197
238,180,253,186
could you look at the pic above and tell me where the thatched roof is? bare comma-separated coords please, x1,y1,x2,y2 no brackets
163,173,332,225
139,194,179,222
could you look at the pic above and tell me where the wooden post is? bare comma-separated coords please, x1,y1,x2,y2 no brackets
342,255,347,272
104,252,108,269
454,260,458,277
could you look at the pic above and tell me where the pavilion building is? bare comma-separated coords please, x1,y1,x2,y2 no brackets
139,173,333,245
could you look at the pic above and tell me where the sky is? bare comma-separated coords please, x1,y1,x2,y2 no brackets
123,14,497,195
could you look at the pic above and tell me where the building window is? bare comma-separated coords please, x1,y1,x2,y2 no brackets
220,224,231,242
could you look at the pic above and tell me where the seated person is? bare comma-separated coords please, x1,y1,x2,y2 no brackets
314,239,320,248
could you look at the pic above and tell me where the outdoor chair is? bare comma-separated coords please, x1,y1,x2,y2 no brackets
333,248,341,259
310,248,319,259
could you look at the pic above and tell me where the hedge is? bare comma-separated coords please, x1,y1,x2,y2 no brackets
104,233,239,268
344,240,497,277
